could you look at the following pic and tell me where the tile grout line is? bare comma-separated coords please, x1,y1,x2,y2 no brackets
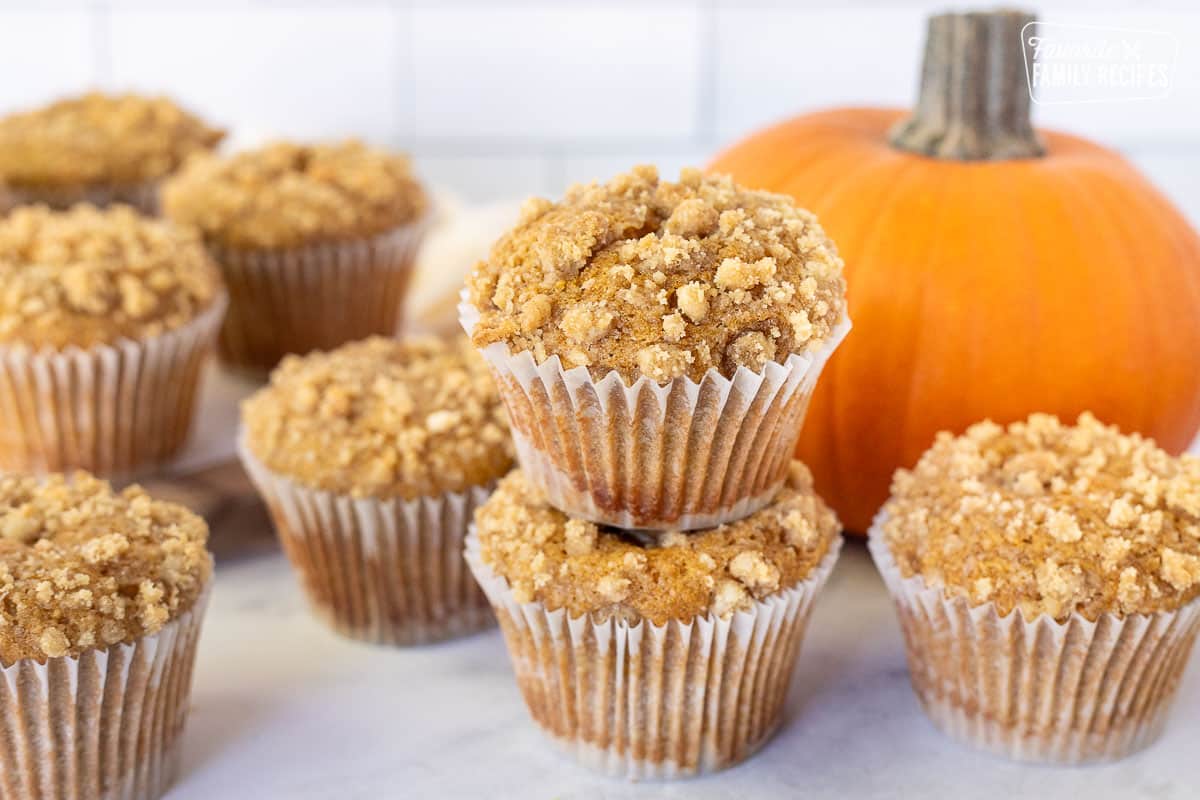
696,0,718,153
393,0,414,145
89,0,113,87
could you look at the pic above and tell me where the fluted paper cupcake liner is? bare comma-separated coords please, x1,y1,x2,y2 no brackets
240,439,494,645
465,530,842,779
0,592,208,800
460,297,850,530
211,220,428,374
0,295,227,480
2,180,160,215
868,514,1200,764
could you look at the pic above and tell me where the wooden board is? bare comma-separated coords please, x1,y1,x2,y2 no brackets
139,459,279,563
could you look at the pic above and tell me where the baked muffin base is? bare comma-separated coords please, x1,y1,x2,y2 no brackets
212,219,427,374
869,512,1200,763
461,297,849,530
0,294,226,480
0,591,208,800
465,529,842,779
240,438,494,645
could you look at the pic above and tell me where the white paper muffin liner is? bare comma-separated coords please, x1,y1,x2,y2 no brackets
465,529,843,779
239,438,494,645
0,591,209,800
210,219,428,374
2,179,161,215
868,513,1200,763
0,294,227,480
460,297,850,530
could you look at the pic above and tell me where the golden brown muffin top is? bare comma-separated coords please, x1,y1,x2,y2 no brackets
0,205,224,349
242,336,512,500
0,92,223,188
161,140,427,249
882,413,1200,622
0,473,212,664
474,463,840,625
466,165,847,383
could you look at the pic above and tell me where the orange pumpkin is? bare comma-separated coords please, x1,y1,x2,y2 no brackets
710,10,1200,532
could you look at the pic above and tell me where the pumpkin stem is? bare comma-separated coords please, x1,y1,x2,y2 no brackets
889,9,1045,160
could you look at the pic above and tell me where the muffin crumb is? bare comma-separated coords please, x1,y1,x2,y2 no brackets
0,92,222,188
0,473,211,664
474,462,840,624
162,140,426,250
0,205,223,348
467,166,846,383
883,413,1200,620
1161,548,1200,592
243,336,512,499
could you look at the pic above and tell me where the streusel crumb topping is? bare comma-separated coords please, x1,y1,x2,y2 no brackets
0,205,223,348
0,92,222,188
474,462,840,624
466,165,847,383
242,336,512,499
882,413,1200,621
0,472,212,664
162,140,427,249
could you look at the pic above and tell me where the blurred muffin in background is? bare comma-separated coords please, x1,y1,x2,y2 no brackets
239,335,512,644
0,204,226,478
0,471,212,800
0,91,223,213
403,198,519,338
162,140,429,374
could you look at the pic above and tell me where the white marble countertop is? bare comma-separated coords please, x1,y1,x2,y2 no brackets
165,539,1200,799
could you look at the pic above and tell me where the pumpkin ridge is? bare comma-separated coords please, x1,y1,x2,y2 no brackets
893,164,973,465
1046,160,1157,426
833,159,949,519
1066,161,1200,446
794,155,924,514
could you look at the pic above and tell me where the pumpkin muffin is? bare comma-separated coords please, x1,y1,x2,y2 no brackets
0,472,212,800
0,204,225,477
240,336,512,644
870,412,1200,763
461,164,850,529
0,91,222,213
466,462,842,779
162,140,429,372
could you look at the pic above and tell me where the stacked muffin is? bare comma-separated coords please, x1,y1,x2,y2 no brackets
871,412,1200,763
162,140,429,373
0,92,222,213
239,336,513,644
460,166,851,777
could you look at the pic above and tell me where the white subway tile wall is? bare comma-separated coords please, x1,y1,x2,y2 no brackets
109,6,404,142
0,10,94,109
0,1,1198,224
410,5,702,140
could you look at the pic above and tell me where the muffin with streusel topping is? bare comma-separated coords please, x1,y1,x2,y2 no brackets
870,412,1200,764
0,471,212,800
0,204,225,477
239,336,511,644
461,165,849,529
0,91,222,213
466,462,842,778
163,140,428,372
